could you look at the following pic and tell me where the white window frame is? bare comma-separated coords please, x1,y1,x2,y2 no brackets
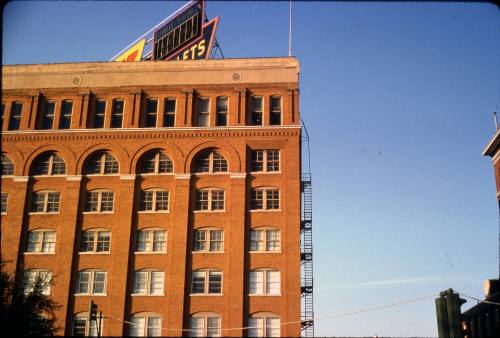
80,229,111,254
249,228,281,253
133,270,165,296
249,269,281,296
130,313,162,337
193,228,224,253
22,269,52,295
30,190,61,214
163,97,176,127
248,314,280,337
84,190,114,213
250,149,280,173
136,229,167,253
76,270,107,295
250,188,280,211
250,96,263,126
26,229,57,254
189,313,221,337
139,189,169,212
198,97,210,127
194,189,225,212
191,270,223,295
215,96,228,127
110,99,124,128
73,313,100,337
269,96,282,125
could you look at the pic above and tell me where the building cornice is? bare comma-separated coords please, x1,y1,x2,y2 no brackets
483,129,500,158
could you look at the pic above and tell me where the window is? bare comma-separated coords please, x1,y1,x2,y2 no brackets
193,229,223,252
84,152,119,175
144,98,158,127
270,96,281,125
250,150,280,172
94,99,106,128
1,102,5,125
195,189,224,211
76,270,107,295
137,229,166,253
216,97,228,126
72,313,100,337
133,270,164,295
39,100,55,130
248,314,280,337
130,314,162,337
198,98,210,127
59,100,73,129
27,230,56,253
31,152,66,175
250,228,280,252
190,314,220,337
80,230,111,253
250,188,280,210
1,154,14,176
139,189,169,212
139,150,173,174
193,150,228,173
85,190,114,213
251,96,263,125
8,102,22,130
31,191,60,213
1,192,7,213
111,99,124,128
249,270,280,295
191,270,222,294
22,269,52,295
163,98,176,127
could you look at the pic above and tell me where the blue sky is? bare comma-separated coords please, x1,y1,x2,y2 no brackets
3,1,500,336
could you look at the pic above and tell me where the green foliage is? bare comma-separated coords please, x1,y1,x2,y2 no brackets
0,264,60,336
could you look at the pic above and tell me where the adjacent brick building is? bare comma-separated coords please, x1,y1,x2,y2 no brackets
1,57,302,336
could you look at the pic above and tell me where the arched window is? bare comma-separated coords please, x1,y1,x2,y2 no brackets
1,153,14,176
248,313,280,337
138,150,173,174
193,150,227,173
189,313,220,337
30,152,66,176
130,313,162,337
84,151,119,175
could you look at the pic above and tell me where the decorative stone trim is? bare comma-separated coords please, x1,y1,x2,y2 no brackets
175,174,191,180
120,174,136,180
13,176,29,182
230,173,247,179
66,175,82,181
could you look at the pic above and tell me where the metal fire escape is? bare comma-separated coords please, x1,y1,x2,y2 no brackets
301,121,314,337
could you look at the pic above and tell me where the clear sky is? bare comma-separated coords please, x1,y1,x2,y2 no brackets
3,1,500,336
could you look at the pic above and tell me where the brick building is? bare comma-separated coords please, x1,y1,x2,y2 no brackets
1,57,302,336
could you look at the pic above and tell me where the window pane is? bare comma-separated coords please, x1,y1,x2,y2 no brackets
46,192,60,212
211,191,224,210
210,230,223,251
194,230,207,251
94,100,106,128
140,152,156,174
192,271,205,293
32,154,50,175
155,191,169,211
137,231,150,252
100,192,114,211
51,155,66,174
198,98,209,127
97,231,111,252
93,272,106,294
134,271,147,294
31,192,46,212
77,272,90,293
164,99,176,127
59,100,72,129
195,153,210,173
27,231,42,252
266,189,280,210
42,231,56,252
206,317,220,337
81,231,95,252
250,230,264,251
111,100,124,128
248,318,263,338
150,271,164,294
267,150,280,172
266,318,280,337
208,271,222,294
0,192,7,213
267,271,280,295
270,97,281,125
145,98,158,127
147,317,161,337
212,152,227,172
73,317,87,336
190,317,204,337
251,97,263,126
158,152,173,173
8,102,22,130
195,191,209,210
153,231,166,252
251,190,263,210
86,192,99,212
251,150,264,172
130,317,145,337
141,191,154,211
104,154,119,174
216,97,228,127
249,271,263,294
1,154,14,176
41,101,55,130
266,229,280,251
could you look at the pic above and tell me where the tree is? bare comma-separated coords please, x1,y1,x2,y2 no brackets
0,263,60,336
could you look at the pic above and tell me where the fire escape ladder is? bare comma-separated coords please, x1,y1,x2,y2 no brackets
300,120,314,337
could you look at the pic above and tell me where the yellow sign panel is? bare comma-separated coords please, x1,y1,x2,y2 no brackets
114,39,146,62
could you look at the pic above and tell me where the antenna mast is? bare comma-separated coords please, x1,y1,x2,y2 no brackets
288,0,292,56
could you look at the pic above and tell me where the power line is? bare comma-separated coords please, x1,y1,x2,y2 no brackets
458,292,500,306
